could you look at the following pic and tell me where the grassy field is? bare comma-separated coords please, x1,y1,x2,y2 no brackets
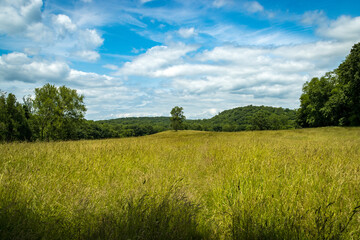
1,127,360,239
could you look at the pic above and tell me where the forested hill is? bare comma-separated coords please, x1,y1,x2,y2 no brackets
206,105,297,131
98,105,297,133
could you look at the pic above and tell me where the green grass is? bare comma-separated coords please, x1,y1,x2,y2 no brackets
1,127,360,239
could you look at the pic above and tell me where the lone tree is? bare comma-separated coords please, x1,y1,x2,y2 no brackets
170,106,185,131
33,83,86,140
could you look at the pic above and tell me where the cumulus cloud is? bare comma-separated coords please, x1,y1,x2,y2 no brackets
70,29,104,61
0,0,43,35
52,14,77,37
78,29,104,49
0,52,113,86
0,0,104,62
25,22,54,42
117,43,198,76
317,16,360,42
117,33,355,105
0,52,70,83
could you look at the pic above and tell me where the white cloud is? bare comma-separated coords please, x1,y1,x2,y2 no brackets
178,27,196,38
0,0,43,35
72,50,100,62
0,52,70,83
0,52,114,85
52,14,77,37
244,1,264,13
25,22,54,42
117,43,198,76
78,29,104,49
1,52,31,65
0,1,104,62
317,16,360,42
117,34,355,107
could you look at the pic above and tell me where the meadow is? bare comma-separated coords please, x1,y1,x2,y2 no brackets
0,127,359,239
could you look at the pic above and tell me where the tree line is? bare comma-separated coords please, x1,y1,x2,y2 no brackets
0,84,166,142
1,84,85,141
297,42,360,127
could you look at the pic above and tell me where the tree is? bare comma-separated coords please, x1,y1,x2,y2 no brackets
297,42,360,127
0,91,7,141
33,84,86,140
250,110,271,130
297,73,337,127
336,42,360,125
170,106,185,131
0,92,32,141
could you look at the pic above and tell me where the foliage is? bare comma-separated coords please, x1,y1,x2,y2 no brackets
298,42,360,127
186,105,297,131
0,91,32,141
33,84,86,140
1,128,359,239
170,106,186,131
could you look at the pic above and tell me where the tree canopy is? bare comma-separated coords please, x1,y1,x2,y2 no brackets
170,106,186,131
0,92,31,141
298,42,360,127
33,84,86,140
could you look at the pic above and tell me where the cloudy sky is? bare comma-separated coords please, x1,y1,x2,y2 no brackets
1,0,360,120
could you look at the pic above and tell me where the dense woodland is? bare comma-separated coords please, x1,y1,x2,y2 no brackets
1,42,359,142
297,42,360,127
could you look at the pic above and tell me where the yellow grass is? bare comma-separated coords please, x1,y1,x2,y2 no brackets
1,127,360,239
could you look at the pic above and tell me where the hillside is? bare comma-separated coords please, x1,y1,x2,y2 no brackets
203,105,297,131
98,105,297,134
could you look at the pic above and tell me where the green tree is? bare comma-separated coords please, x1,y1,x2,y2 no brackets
0,91,6,141
0,92,32,141
336,42,360,125
251,110,271,130
297,42,360,127
297,73,337,127
170,106,185,131
33,84,86,140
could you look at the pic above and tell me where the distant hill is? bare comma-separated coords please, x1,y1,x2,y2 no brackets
199,105,297,131
97,105,297,135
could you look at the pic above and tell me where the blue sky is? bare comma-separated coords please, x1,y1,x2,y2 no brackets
1,0,360,119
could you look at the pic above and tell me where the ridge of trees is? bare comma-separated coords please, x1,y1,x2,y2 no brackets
99,105,297,134
297,42,360,127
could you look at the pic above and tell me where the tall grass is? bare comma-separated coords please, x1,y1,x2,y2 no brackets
0,127,359,239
